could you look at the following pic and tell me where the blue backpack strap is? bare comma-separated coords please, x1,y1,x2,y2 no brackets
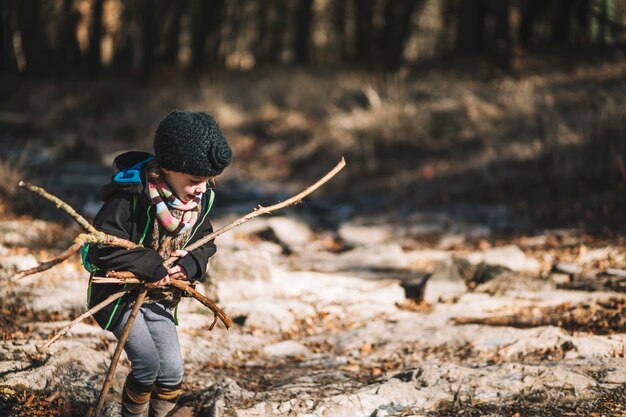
113,155,155,184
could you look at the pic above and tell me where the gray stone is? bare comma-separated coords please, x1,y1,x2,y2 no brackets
263,341,309,358
405,249,452,265
474,273,554,296
298,243,409,272
237,300,295,332
578,247,612,264
207,248,273,282
437,234,466,249
0,254,38,272
338,223,394,246
467,245,540,273
267,216,313,249
422,259,468,303
553,263,583,275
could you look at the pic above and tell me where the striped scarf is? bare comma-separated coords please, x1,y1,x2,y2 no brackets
148,180,201,236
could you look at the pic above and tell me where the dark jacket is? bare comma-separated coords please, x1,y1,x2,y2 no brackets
87,151,217,330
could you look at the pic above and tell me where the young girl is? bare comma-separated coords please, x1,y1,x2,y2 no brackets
86,110,232,417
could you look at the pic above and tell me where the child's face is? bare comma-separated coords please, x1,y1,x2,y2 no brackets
162,169,214,203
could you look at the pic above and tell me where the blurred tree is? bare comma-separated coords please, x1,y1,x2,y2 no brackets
294,0,314,64
0,0,16,72
164,0,187,65
493,0,511,69
332,0,348,62
355,0,374,66
58,0,82,70
140,0,157,75
15,0,51,74
381,0,422,70
191,0,224,71
455,0,486,55
519,0,547,47
87,0,105,73
551,0,575,44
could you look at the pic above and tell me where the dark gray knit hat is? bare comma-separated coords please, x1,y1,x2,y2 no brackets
154,110,232,177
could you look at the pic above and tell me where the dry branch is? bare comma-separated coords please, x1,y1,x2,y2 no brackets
19,181,97,233
92,288,147,417
14,180,142,280
95,274,232,329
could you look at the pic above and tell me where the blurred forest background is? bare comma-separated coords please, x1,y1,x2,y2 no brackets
0,0,625,234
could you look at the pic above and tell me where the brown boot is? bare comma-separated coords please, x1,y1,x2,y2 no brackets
149,382,181,417
121,374,152,417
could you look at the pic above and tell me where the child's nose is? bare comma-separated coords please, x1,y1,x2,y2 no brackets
196,182,207,194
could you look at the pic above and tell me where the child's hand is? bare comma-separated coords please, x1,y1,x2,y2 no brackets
145,275,171,288
167,265,188,281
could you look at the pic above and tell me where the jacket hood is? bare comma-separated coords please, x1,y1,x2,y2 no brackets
99,151,155,202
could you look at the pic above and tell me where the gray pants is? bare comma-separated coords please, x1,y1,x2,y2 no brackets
112,303,183,387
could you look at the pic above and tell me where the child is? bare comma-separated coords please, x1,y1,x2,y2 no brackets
86,110,232,417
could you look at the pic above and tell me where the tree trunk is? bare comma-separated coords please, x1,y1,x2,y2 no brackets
493,0,511,69
15,0,51,74
454,0,486,55
519,0,547,47
333,0,347,63
355,0,374,65
164,0,186,65
58,0,82,71
191,0,223,71
269,0,289,63
381,0,421,71
294,0,313,64
0,0,15,72
139,0,157,76
551,0,574,44
87,0,104,73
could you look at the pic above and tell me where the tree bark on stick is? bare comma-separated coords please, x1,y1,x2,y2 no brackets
91,288,147,417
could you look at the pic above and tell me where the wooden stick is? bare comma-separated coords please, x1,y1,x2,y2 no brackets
38,286,136,352
13,233,140,280
92,288,147,417
95,275,232,330
169,279,232,329
13,241,83,280
162,157,346,268
19,181,98,234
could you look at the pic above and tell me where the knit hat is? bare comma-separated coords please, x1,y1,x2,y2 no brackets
154,110,232,177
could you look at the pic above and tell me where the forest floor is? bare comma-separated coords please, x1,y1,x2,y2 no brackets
0,59,625,416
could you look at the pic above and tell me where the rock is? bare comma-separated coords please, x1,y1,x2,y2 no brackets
263,341,309,358
0,254,38,272
437,234,466,250
539,365,597,394
405,249,452,265
29,281,88,312
578,247,612,264
234,300,295,333
553,263,583,275
207,249,273,282
297,243,409,272
474,273,554,296
467,245,540,273
422,258,468,303
267,216,313,249
549,273,571,286
338,223,394,246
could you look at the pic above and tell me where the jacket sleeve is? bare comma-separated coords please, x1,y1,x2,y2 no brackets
177,210,217,282
88,194,168,282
